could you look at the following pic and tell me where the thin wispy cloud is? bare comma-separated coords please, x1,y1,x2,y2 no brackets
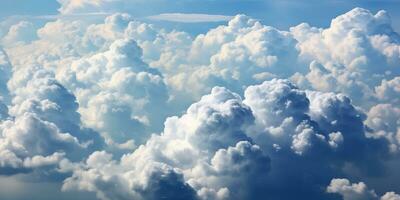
37,12,111,19
2,12,111,21
147,13,234,23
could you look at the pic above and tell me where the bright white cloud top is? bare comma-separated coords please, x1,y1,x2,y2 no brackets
0,2,399,200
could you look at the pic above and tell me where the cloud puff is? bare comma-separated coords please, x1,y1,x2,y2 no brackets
0,55,104,175
62,84,266,200
1,21,37,47
366,104,400,152
1,14,179,149
62,150,198,200
58,38,169,146
0,100,80,174
375,77,400,105
4,8,400,109
327,178,400,200
290,8,400,106
169,15,301,96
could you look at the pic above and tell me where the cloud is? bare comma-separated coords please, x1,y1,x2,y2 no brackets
366,103,400,152
290,7,400,106
327,178,400,200
0,49,11,103
146,13,234,23
1,21,37,47
62,150,199,200
59,38,170,146
61,79,394,200
0,52,104,175
2,14,172,148
0,5,399,200
62,85,262,200
375,77,400,104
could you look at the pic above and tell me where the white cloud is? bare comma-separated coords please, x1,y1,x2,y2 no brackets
327,178,400,200
0,54,104,174
290,8,400,106
366,103,400,152
1,21,37,47
327,178,379,200
62,85,260,200
0,6,399,200
59,38,169,145
375,77,400,104
61,79,394,200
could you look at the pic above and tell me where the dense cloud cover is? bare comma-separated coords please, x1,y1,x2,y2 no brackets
0,4,399,200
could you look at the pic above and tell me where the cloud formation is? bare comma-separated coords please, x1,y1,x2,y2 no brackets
61,79,393,200
0,5,399,200
327,178,400,200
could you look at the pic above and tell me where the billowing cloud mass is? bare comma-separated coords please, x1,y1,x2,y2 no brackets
60,79,391,200
0,3,399,200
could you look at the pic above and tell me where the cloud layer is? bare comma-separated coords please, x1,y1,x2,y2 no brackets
0,5,399,200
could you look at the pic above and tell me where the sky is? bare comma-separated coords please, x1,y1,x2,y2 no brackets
0,0,400,200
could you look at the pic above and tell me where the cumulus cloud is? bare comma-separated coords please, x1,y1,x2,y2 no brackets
0,49,104,175
366,104,400,152
62,85,265,200
1,21,37,47
2,15,172,147
290,8,400,106
327,178,400,200
61,79,394,199
375,77,400,104
59,38,169,146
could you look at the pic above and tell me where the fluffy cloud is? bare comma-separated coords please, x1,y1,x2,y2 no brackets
162,15,301,98
4,7,400,108
0,5,399,200
58,38,169,146
62,150,198,200
62,79,395,200
2,15,172,147
375,77,400,104
1,21,37,47
0,52,104,174
290,8,400,106
62,85,265,200
327,178,400,200
366,104,400,152
0,100,79,174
